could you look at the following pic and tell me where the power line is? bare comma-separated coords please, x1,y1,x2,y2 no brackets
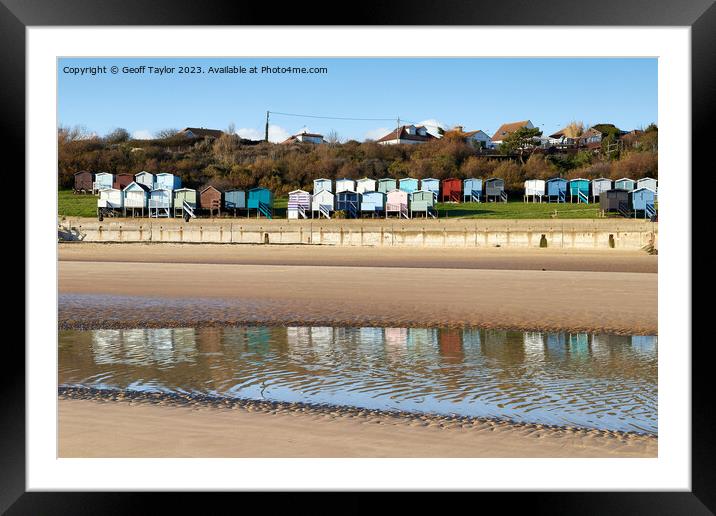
269,110,398,122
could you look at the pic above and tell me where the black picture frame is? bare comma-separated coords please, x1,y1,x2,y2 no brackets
7,0,707,511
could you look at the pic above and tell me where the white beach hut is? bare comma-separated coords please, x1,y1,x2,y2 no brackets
335,178,356,193
311,189,335,218
122,181,150,216
356,177,376,194
385,189,409,219
134,171,155,190
591,178,613,202
636,177,658,196
524,179,545,202
313,178,332,193
97,187,123,217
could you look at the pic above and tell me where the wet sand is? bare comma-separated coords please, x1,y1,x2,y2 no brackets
59,398,657,458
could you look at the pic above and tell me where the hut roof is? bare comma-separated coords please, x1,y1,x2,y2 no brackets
123,181,150,192
200,185,220,194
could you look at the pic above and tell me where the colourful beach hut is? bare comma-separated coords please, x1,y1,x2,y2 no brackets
630,187,656,219
199,185,222,216
287,189,312,219
134,171,154,190
377,178,397,194
336,190,361,218
386,189,409,218
410,190,436,218
149,188,172,218
420,178,440,199
485,178,506,202
73,171,93,193
524,179,545,203
335,178,356,193
569,178,590,203
360,191,385,217
93,172,114,193
173,188,197,217
247,187,273,219
441,178,462,202
113,173,134,190
311,189,335,218
614,178,635,192
600,189,630,214
545,178,568,202
224,189,246,214
463,178,482,202
636,177,658,195
591,178,612,202
398,177,419,194
356,178,376,194
122,181,149,217
155,172,181,191
313,178,332,194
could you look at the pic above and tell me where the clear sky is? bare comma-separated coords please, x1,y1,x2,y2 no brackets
58,57,657,142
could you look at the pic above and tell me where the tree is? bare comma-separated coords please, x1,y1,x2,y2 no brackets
499,127,543,162
154,128,179,139
326,130,341,145
104,127,130,143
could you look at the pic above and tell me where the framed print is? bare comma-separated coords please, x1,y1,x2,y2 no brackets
7,0,710,510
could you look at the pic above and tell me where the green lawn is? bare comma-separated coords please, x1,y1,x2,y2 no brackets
58,189,98,218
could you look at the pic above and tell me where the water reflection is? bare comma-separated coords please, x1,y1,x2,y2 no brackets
59,327,657,433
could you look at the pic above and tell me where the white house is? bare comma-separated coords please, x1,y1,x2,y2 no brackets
375,125,436,145
447,126,493,149
282,131,325,144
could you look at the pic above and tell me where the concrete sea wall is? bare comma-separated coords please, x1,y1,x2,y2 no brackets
59,217,658,250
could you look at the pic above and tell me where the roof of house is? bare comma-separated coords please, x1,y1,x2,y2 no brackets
281,132,325,144
443,127,489,140
179,127,224,139
491,120,532,141
549,125,584,139
375,125,436,143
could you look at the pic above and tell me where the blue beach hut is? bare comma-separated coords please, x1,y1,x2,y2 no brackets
569,178,590,203
545,178,568,202
377,178,397,193
420,178,440,199
336,191,361,218
398,177,419,194
614,178,635,192
360,191,385,216
154,172,181,191
630,187,656,218
93,172,114,193
224,189,246,212
463,178,482,202
247,187,273,219
313,178,332,194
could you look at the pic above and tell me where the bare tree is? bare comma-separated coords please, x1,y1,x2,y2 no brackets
154,128,179,139
326,129,341,145
58,124,90,144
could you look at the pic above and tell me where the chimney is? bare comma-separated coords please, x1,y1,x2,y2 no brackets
455,125,463,132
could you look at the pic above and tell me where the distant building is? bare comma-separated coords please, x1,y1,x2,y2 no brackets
177,127,224,139
281,131,326,145
375,125,436,145
444,125,493,148
491,120,535,146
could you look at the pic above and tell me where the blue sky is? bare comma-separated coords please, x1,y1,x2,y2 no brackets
58,57,657,142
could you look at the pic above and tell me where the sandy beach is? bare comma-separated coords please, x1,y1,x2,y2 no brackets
59,398,657,458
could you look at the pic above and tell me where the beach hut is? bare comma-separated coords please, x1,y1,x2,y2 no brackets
420,178,440,200
113,173,134,191
96,187,123,217
173,188,197,217
149,188,172,217
569,178,590,203
335,178,356,193
134,171,154,190
336,190,361,218
636,177,658,196
441,178,462,202
398,177,419,194
545,178,568,202
410,190,436,218
386,189,409,218
591,178,612,202
377,178,397,194
360,191,385,217
224,189,246,215
630,187,656,219
614,178,636,192
93,172,114,193
485,178,506,202
311,189,335,218
600,189,630,215
287,189,312,219
247,187,273,219
154,172,181,191
313,178,332,194
73,171,93,193
524,179,545,203
122,181,149,217
199,185,222,216
463,178,482,202
356,178,377,194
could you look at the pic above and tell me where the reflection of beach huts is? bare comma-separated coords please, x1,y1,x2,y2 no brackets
523,332,545,361
398,177,419,194
524,179,545,202
568,333,590,358
545,333,567,358
438,329,464,362
312,189,335,218
288,189,312,219
569,178,590,203
122,181,150,217
441,178,462,202
113,173,134,191
409,190,436,218
407,328,439,351
135,171,155,190
463,178,482,202
600,189,630,214
377,178,397,194
360,191,385,217
630,187,656,219
631,335,657,354
335,178,356,193
545,178,568,202
97,187,123,215
614,177,635,192
199,185,222,216
73,171,93,193
154,172,181,191
385,189,409,218
313,178,332,193
247,187,273,219
149,188,172,217
591,178,612,202
336,191,361,218
173,188,197,217
420,178,440,200
356,177,376,194
384,327,408,349
309,326,335,352
485,178,506,202
224,189,246,215
93,172,114,193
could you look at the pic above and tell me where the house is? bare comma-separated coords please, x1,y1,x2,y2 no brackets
636,177,658,195
375,125,436,145
491,120,535,146
444,126,492,149
548,125,583,145
122,181,150,217
312,189,335,218
287,190,312,219
73,171,93,193
580,127,604,148
199,185,222,216
177,127,224,140
281,131,325,145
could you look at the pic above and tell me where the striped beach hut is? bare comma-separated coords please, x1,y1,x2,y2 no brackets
93,172,114,193
73,171,93,193
546,178,568,202
113,173,134,190
356,177,376,194
636,177,658,195
224,189,246,214
420,178,440,200
614,178,636,192
335,178,356,193
591,178,612,202
173,188,197,217
398,177,419,194
149,188,172,217
441,178,462,202
122,181,150,217
410,190,436,218
336,190,361,218
312,189,335,219
463,178,482,202
377,178,397,194
386,189,409,218
630,187,656,219
199,185,222,216
360,191,385,217
313,178,332,194
155,172,181,191
288,189,312,219
247,187,273,219
524,179,545,202
135,171,154,190
569,178,590,203
485,178,506,202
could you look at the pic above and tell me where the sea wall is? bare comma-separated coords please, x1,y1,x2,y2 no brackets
59,217,658,250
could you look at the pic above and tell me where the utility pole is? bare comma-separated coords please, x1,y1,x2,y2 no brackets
265,111,270,142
